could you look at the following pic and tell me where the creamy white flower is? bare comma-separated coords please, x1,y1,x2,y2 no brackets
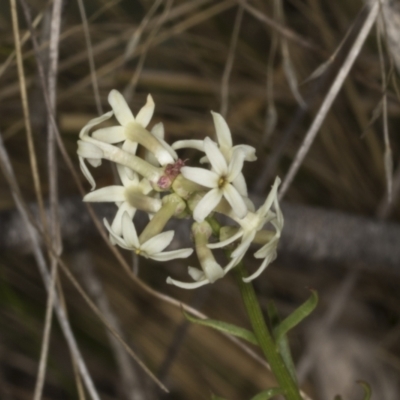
181,137,248,222
77,111,113,189
208,177,281,279
104,212,193,261
246,189,284,282
167,221,225,289
173,112,256,196
91,90,176,167
83,165,160,242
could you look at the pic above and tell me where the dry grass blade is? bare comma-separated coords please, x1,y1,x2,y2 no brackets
32,1,64,399
58,0,236,102
9,0,46,230
376,11,393,207
123,0,174,102
238,0,321,53
279,2,380,200
0,3,47,79
124,0,163,62
277,0,306,109
263,0,279,143
77,0,103,115
220,4,243,117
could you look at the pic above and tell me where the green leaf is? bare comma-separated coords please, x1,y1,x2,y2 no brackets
250,388,283,400
183,309,258,346
274,290,318,344
334,396,343,400
267,301,298,384
357,381,372,400
211,395,228,400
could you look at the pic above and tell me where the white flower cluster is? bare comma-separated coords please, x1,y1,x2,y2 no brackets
78,90,283,289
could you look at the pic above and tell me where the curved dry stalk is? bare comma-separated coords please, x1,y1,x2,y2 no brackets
220,3,243,117
77,0,103,115
9,0,46,230
278,1,380,200
58,0,236,102
123,0,173,102
33,1,64,399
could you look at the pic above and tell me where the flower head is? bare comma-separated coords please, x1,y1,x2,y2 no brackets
83,164,160,242
181,137,248,222
104,212,193,262
208,177,282,281
91,90,177,167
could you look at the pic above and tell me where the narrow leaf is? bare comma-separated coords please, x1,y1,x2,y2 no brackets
250,387,283,400
267,301,297,384
211,395,228,400
183,310,258,346
274,290,318,344
357,381,372,400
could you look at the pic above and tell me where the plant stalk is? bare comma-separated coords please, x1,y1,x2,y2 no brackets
233,264,302,400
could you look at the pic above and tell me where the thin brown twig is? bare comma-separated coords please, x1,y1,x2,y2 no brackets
33,1,64,398
9,0,47,230
278,2,379,200
123,0,174,102
77,0,103,115
220,3,243,117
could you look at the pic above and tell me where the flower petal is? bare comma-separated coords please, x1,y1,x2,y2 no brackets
83,186,125,202
232,173,248,197
180,167,219,188
103,218,130,249
227,148,245,182
207,229,243,249
172,139,205,151
79,111,113,138
151,122,164,139
92,126,125,143
233,144,257,162
117,163,139,187
150,248,193,261
211,111,232,149
108,90,134,126
79,157,96,190
122,212,140,248
77,140,103,159
231,231,255,259
204,137,228,175
188,267,206,281
193,189,222,222
141,230,174,254
135,94,155,127
223,184,247,219
243,252,276,283
257,177,281,217
202,259,224,283
166,276,210,289
111,202,136,239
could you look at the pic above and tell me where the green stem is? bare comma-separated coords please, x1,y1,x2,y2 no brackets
233,264,302,400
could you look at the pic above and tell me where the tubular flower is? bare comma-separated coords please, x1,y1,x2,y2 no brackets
167,221,225,289
181,137,248,222
92,90,177,167
104,212,193,262
173,111,256,196
83,164,160,242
